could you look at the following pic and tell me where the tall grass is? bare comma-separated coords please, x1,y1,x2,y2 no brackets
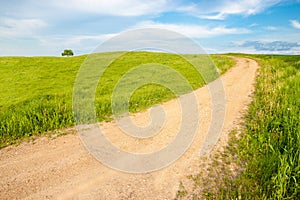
0,56,85,148
218,55,300,199
0,52,234,148
0,95,73,147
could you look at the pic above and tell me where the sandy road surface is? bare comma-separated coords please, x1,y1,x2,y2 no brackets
0,57,259,199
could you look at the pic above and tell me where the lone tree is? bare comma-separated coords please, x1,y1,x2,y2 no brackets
61,49,74,56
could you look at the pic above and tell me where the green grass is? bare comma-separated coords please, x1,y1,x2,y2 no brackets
212,54,300,199
173,54,299,200
0,56,86,108
239,54,300,199
0,52,234,148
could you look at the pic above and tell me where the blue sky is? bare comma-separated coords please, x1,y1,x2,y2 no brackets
1,0,300,56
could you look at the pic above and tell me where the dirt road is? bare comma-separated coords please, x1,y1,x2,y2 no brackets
0,57,259,199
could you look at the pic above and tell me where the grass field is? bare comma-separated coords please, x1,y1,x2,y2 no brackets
204,54,300,199
1,51,299,199
0,52,234,148
236,54,300,199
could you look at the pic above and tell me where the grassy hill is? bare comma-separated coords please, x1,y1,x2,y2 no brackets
0,52,233,147
1,52,299,199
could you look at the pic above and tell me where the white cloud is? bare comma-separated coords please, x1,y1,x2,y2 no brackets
219,0,281,15
240,40,300,51
7,0,283,19
181,0,284,20
134,21,250,38
36,33,116,50
265,26,278,30
199,13,226,20
51,0,170,16
290,20,300,29
0,0,297,56
249,23,258,27
34,22,250,55
0,18,46,37
63,34,117,45
60,0,284,19
228,40,300,55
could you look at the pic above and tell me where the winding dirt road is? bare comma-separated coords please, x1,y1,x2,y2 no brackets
0,57,259,199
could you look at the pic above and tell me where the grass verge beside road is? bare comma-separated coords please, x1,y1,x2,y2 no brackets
180,54,300,199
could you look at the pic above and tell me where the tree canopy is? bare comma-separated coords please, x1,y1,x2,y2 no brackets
62,49,74,56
